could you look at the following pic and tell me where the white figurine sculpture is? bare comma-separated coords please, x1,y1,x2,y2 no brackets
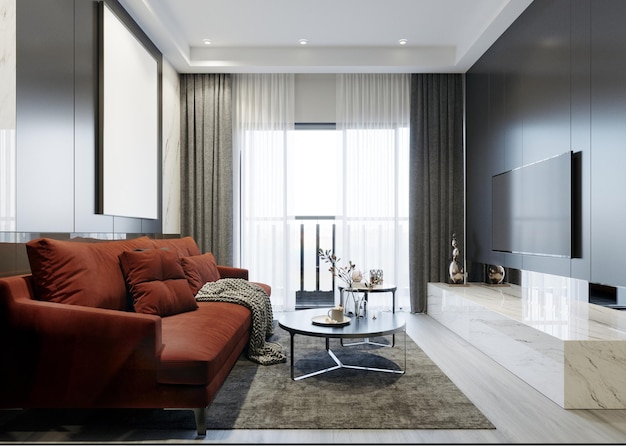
449,233,464,284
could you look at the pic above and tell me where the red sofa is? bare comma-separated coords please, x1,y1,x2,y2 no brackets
0,236,270,435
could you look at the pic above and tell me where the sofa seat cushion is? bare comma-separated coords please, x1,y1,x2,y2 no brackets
25,236,154,310
157,301,252,386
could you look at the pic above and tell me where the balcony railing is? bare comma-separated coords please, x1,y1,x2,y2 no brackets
294,216,335,309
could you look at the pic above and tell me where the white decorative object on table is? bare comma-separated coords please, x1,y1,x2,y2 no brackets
369,269,383,285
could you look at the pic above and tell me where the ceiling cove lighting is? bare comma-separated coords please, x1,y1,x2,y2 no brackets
398,39,407,45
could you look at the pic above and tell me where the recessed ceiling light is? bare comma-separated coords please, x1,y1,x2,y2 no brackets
398,39,408,45
298,39,308,45
202,39,212,45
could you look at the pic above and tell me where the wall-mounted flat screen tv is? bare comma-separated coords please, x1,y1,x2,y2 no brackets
492,151,572,258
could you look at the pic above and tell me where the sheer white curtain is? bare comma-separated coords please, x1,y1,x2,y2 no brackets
336,74,411,309
233,74,295,311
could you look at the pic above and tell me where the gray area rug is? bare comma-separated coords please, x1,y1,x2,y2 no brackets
204,325,494,430
0,322,494,440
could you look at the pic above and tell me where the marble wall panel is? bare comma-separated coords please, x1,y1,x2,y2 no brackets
0,0,15,129
162,59,180,235
0,0,16,234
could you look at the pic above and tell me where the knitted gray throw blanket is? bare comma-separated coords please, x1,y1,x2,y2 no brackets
195,278,286,366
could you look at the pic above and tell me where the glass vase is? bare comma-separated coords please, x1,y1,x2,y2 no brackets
345,289,365,318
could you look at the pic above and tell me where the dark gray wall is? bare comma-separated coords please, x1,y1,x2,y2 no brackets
1,0,165,277
16,0,161,235
466,0,625,288
16,0,76,232
589,0,626,286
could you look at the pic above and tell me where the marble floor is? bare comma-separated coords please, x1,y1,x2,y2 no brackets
4,310,626,444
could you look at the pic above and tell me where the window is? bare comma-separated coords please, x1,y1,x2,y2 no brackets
235,73,410,311
287,127,341,217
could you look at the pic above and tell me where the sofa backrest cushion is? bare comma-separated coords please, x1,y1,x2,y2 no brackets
180,252,221,295
119,248,198,317
150,237,201,257
26,236,153,310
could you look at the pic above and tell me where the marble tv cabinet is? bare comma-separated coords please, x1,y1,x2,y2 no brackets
428,271,626,409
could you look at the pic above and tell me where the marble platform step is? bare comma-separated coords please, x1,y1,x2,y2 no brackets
428,271,626,409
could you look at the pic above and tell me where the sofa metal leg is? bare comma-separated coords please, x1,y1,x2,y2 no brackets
193,407,207,436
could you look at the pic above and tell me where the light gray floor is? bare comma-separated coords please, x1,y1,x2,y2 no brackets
6,312,626,444
205,312,626,444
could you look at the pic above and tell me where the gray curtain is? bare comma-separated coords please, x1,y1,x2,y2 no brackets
409,74,465,313
180,74,233,264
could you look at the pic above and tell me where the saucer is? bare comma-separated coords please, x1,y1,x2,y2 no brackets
311,315,351,327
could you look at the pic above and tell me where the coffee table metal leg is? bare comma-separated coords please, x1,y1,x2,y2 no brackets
327,347,404,375
292,350,342,382
341,334,396,348
291,335,405,381
290,332,295,380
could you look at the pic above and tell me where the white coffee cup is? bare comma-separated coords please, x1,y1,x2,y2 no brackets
327,307,344,323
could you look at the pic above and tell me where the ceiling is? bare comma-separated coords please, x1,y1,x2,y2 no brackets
118,0,533,74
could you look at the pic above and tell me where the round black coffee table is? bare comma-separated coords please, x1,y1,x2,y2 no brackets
278,308,406,381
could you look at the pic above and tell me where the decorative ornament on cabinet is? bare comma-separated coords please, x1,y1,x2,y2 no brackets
486,264,509,287
448,232,467,286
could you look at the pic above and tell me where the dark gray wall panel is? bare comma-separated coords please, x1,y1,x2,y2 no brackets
15,0,163,237
16,0,75,232
515,0,572,165
570,0,591,281
74,0,115,232
489,73,508,174
521,255,571,278
466,0,583,281
466,69,507,269
466,0,626,287
111,216,142,234
503,73,524,172
590,0,626,285
465,70,492,268
141,213,162,234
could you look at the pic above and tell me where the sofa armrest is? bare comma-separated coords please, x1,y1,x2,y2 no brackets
3,295,163,405
215,266,271,296
217,265,249,280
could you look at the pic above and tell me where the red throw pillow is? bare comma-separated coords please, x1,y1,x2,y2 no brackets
180,252,221,295
26,236,153,310
119,249,198,316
